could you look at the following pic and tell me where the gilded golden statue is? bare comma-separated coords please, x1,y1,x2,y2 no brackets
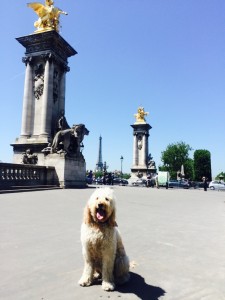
134,107,149,124
27,0,68,33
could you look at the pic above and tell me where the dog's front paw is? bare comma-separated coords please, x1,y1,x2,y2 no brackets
93,271,102,280
78,276,92,287
102,281,115,291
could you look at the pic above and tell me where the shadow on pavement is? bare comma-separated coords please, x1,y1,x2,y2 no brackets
117,272,166,300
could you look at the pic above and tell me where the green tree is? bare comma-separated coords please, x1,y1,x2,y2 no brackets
94,171,103,178
193,150,212,181
122,173,131,180
215,172,225,181
160,141,193,179
184,158,194,180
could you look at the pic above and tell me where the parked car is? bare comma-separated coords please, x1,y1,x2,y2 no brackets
94,177,104,185
94,177,128,186
113,178,128,186
209,181,225,190
132,179,147,187
168,180,190,189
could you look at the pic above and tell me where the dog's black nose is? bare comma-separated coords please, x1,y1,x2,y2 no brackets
98,203,104,209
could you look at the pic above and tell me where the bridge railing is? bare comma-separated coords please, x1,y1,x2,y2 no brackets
0,163,58,190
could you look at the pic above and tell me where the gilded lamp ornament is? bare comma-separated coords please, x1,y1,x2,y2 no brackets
27,0,68,33
134,107,149,124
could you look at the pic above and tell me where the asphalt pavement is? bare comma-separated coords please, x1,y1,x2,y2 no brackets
0,186,224,300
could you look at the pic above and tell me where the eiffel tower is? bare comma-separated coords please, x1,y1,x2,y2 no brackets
96,135,103,171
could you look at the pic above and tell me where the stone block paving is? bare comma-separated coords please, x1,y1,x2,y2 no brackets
0,186,225,300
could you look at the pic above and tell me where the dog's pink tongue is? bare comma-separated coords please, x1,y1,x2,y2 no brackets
97,212,104,220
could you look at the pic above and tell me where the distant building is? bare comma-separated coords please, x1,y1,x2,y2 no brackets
96,136,103,172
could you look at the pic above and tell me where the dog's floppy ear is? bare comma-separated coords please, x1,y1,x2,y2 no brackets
108,209,118,227
83,205,93,225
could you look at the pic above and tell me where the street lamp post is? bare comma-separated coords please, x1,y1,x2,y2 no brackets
120,156,124,178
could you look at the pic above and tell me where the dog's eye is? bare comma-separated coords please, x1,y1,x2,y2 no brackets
105,197,109,201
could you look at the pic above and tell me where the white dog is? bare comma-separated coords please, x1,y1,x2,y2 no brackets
78,187,130,291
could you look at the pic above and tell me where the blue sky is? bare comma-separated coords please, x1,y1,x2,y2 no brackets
1,0,225,177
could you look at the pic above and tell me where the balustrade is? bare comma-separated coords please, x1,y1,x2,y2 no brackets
0,163,56,189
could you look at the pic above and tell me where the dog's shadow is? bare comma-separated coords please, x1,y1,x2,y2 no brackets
117,272,166,300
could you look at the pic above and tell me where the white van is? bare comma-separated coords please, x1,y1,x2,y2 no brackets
157,171,170,188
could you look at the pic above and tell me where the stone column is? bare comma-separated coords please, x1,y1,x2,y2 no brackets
59,66,69,113
59,71,66,113
130,116,152,177
146,132,149,165
142,134,147,166
140,134,146,166
133,134,138,166
20,57,33,137
40,55,54,137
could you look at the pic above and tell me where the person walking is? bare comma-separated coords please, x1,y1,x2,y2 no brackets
155,173,159,189
202,177,208,191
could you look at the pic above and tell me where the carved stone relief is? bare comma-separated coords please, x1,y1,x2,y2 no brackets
137,135,143,150
34,64,44,100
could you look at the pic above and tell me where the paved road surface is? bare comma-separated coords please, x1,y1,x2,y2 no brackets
0,187,224,300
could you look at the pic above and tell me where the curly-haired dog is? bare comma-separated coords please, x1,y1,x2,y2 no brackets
78,187,130,291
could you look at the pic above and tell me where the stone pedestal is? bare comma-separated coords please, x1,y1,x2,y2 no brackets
43,153,86,188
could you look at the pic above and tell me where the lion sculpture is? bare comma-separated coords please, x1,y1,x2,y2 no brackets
51,124,89,155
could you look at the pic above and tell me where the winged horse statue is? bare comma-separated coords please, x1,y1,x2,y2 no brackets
27,0,68,33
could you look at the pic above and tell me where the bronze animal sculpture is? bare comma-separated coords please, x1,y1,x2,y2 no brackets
51,124,89,155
